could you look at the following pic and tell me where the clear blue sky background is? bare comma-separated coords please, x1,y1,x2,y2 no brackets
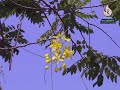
0,0,120,90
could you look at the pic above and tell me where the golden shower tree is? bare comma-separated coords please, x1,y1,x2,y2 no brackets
0,0,120,87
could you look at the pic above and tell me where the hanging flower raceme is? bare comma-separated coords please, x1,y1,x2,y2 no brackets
44,33,74,72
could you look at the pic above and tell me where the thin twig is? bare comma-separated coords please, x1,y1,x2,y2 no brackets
0,64,6,85
44,69,47,85
43,12,56,35
81,76,88,90
50,49,54,90
79,30,88,48
22,48,45,58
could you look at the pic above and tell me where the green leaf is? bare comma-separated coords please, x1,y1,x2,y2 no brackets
112,58,117,65
76,45,82,53
93,81,97,87
81,60,85,68
85,72,88,79
66,68,71,73
49,1,54,4
82,52,87,55
116,57,120,62
62,69,67,75
87,50,93,59
78,62,82,72
69,28,75,34
76,12,98,19
81,68,87,78
97,74,103,87
70,65,77,75
110,72,115,82
48,9,52,15
101,58,107,71
105,67,110,79
77,40,81,44
88,70,92,80
82,40,86,44
115,75,117,83
54,0,58,2
92,65,100,80
108,58,112,69
82,45,85,49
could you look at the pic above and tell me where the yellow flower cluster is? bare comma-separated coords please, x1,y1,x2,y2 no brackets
44,33,74,72
49,40,62,52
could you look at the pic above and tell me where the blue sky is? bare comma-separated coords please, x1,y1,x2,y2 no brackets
0,0,120,90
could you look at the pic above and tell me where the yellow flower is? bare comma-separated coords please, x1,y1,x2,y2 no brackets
45,66,49,69
63,51,70,59
46,58,51,64
52,56,56,60
54,68,59,72
62,63,67,69
58,67,62,71
53,33,61,39
70,50,74,55
3,34,6,38
61,55,65,59
52,50,64,62
63,45,71,59
63,45,74,59
55,50,61,55
45,53,49,57
52,54,64,62
45,53,51,64
49,40,62,51
62,36,71,42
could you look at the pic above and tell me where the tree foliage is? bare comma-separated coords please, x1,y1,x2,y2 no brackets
0,0,120,88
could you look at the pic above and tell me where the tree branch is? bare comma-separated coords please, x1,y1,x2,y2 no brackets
43,12,56,35
79,16,120,49
0,38,53,50
41,0,68,36
77,0,118,9
9,0,47,12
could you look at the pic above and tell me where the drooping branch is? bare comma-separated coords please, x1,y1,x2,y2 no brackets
22,48,45,58
79,16,120,49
